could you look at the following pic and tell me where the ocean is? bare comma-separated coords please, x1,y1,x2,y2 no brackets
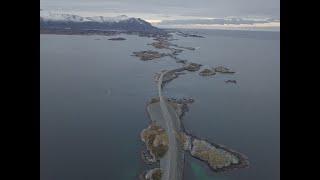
40,29,279,180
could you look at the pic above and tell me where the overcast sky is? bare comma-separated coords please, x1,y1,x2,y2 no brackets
40,0,280,30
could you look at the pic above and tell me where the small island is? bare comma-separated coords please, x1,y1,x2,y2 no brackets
199,69,216,76
178,133,249,172
132,50,167,60
213,66,235,74
108,37,126,41
176,32,205,38
148,41,170,49
225,80,237,84
185,63,202,71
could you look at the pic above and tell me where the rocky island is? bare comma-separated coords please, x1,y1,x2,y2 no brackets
225,80,237,84
185,63,202,71
176,31,205,38
108,37,126,40
213,66,235,74
132,50,167,60
179,135,249,172
199,69,216,76
148,41,170,49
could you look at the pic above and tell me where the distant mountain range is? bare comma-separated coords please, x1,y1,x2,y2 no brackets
40,11,160,31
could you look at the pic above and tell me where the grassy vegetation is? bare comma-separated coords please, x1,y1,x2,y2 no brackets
152,144,168,159
195,150,227,167
141,125,169,159
149,98,160,104
192,142,232,169
185,63,201,71
213,66,234,73
133,51,162,60
151,169,162,180
150,41,168,49
201,69,213,73
199,69,215,76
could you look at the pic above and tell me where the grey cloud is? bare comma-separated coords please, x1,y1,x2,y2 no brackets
158,18,278,25
41,0,280,19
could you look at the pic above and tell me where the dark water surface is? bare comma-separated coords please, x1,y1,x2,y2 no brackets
40,30,279,180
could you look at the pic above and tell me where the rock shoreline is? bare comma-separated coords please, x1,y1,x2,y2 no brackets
179,131,249,172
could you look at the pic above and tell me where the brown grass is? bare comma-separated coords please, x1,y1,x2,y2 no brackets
141,125,169,159
151,169,162,180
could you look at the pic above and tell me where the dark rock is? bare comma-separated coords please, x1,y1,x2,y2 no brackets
225,80,237,84
108,37,126,40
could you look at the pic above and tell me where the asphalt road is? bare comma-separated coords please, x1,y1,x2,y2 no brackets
158,70,179,180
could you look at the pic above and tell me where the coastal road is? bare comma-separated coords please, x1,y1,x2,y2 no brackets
158,70,179,180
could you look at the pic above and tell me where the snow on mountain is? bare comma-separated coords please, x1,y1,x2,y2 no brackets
40,11,159,31
40,11,131,23
85,15,131,23
40,11,83,22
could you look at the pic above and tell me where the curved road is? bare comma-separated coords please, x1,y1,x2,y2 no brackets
158,70,179,180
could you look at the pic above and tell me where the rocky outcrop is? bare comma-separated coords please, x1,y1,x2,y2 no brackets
140,168,162,180
169,54,188,64
162,68,186,83
213,66,235,74
225,80,237,83
176,32,205,38
148,41,170,49
170,44,196,50
199,69,216,76
176,132,192,151
185,63,202,71
141,150,157,164
190,139,249,172
132,50,167,60
167,98,195,118
108,37,126,40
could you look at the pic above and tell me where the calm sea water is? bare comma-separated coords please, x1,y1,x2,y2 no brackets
40,30,279,180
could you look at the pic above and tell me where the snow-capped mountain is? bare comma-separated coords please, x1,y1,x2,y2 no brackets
40,11,159,31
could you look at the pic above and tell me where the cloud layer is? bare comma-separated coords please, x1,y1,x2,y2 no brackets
157,18,279,25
